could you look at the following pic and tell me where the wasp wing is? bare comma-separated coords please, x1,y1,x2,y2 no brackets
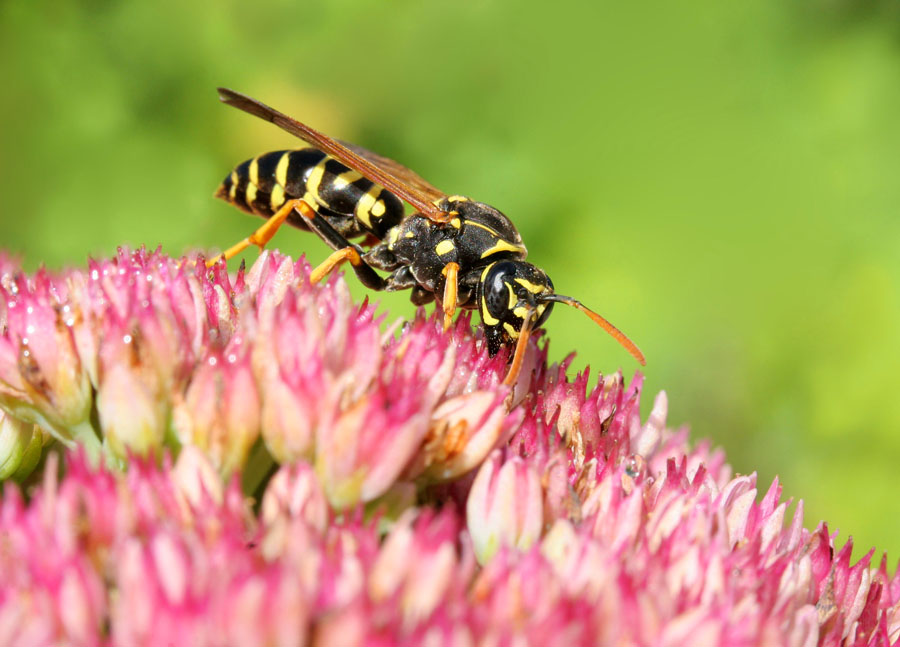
217,87,450,222
340,141,446,204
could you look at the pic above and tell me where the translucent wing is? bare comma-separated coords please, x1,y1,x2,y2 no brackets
217,88,450,221
340,141,446,204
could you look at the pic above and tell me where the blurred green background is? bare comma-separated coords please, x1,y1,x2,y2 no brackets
1,0,898,558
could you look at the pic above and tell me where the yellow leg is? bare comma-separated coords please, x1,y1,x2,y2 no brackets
310,247,363,284
441,262,460,331
208,198,314,267
502,317,533,386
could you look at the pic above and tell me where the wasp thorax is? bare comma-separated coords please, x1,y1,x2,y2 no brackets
478,261,555,356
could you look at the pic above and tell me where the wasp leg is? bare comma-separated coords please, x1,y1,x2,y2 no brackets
208,197,307,267
309,247,375,288
364,243,404,272
411,285,435,305
502,318,533,386
384,266,417,291
440,262,460,330
297,202,388,290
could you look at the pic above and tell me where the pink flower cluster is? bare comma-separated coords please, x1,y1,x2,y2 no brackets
0,248,515,500
0,249,898,646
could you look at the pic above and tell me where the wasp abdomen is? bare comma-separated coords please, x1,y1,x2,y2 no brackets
217,149,405,239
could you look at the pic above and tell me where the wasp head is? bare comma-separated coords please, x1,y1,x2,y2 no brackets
476,260,647,367
477,261,555,356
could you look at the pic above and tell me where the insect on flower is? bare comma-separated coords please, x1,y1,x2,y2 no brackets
211,88,645,384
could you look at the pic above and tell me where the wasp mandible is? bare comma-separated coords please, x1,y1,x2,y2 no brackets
211,88,645,385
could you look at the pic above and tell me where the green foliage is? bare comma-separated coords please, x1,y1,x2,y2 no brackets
1,0,898,557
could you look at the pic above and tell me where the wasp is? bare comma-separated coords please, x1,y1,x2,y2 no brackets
212,88,645,385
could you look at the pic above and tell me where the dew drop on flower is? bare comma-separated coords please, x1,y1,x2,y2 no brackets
624,453,646,479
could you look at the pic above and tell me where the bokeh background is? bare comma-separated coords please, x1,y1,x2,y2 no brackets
1,0,898,558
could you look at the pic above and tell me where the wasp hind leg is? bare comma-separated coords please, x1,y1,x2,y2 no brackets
296,202,387,290
208,198,310,268
308,247,386,290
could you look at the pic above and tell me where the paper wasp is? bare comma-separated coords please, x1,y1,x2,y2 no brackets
212,88,645,384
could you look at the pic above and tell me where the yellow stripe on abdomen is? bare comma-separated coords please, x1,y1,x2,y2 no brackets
270,184,286,211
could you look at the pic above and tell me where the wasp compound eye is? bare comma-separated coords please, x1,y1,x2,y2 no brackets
483,261,520,322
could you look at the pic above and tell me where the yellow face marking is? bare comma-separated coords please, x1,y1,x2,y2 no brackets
333,170,362,190
275,153,290,186
371,199,386,218
513,306,529,319
480,263,496,282
404,231,415,238
270,184,286,210
387,227,400,248
228,171,238,200
450,217,461,229
435,240,455,256
245,181,258,207
481,297,500,326
514,278,545,294
249,157,260,186
506,283,517,310
354,185,380,229
535,304,547,320
480,239,526,259
503,322,520,338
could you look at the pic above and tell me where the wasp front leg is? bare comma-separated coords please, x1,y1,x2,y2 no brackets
440,262,461,331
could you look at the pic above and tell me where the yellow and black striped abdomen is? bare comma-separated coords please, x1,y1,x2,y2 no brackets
216,149,405,240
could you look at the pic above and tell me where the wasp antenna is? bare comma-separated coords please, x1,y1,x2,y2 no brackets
540,295,646,366
502,311,534,386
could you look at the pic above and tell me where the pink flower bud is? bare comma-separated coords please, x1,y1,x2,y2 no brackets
96,319,167,458
261,461,328,533
173,341,260,477
315,385,429,509
368,510,465,627
411,390,510,483
0,272,92,437
467,450,543,564
0,411,44,480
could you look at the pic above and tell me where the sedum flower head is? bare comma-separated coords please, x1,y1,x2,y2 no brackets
0,248,898,645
